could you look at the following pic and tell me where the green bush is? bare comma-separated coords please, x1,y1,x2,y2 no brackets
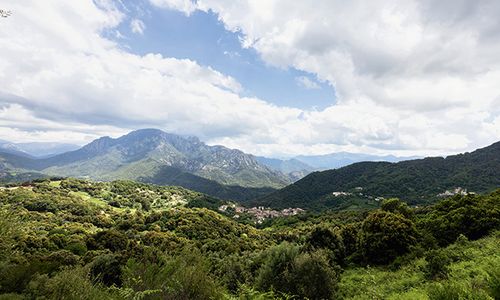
305,226,345,265
90,254,123,286
256,243,340,299
121,250,222,300
358,210,418,265
424,249,452,280
26,266,120,300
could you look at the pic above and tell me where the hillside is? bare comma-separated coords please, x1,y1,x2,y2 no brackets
1,177,498,299
0,129,290,200
253,141,500,210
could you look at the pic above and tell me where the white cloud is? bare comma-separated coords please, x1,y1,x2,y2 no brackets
160,0,500,155
149,0,197,16
295,76,319,90
0,0,499,158
130,18,145,34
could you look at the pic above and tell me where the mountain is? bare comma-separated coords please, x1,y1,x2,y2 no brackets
252,141,500,211
294,152,420,170
0,140,79,158
0,129,288,200
254,156,314,181
0,140,33,158
140,165,276,202
15,142,80,158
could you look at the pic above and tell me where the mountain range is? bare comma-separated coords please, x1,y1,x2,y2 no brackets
252,141,500,210
0,129,289,201
2,129,498,209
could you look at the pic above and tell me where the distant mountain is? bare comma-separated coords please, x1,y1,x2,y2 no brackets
254,156,314,181
15,142,80,158
252,141,500,211
0,129,289,200
0,140,79,158
294,152,420,170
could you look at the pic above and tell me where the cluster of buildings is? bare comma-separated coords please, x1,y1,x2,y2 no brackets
219,204,305,224
437,187,474,197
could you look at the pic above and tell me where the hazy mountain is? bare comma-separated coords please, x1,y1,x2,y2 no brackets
254,156,314,181
294,152,420,170
252,141,500,210
0,140,79,158
0,129,290,198
15,142,80,158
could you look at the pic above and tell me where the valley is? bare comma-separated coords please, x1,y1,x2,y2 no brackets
0,135,499,299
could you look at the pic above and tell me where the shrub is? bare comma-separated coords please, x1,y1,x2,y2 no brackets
381,198,413,219
90,254,123,286
26,266,119,300
358,210,418,265
256,243,340,299
424,249,452,280
121,250,222,300
305,226,345,265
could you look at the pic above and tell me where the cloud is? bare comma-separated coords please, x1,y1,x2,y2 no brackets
0,0,499,158
160,0,500,154
148,0,197,15
130,18,145,34
295,76,320,89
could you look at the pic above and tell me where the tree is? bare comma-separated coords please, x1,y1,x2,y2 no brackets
0,10,12,18
305,226,345,265
381,198,413,219
358,210,418,265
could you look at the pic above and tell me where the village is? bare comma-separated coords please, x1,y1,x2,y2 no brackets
218,204,305,224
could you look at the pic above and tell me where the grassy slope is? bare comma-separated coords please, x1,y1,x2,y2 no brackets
339,231,500,299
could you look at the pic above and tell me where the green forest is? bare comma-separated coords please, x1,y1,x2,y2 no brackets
0,178,498,299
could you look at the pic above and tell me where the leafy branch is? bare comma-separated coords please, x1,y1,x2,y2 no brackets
0,9,12,18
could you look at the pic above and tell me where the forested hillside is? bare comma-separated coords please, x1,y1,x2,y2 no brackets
0,178,498,299
254,141,500,210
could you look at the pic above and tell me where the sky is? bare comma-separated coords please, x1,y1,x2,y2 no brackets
0,0,499,158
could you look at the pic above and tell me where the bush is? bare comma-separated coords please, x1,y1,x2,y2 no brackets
88,230,129,252
292,250,340,299
358,210,418,265
424,249,452,280
90,254,123,286
26,266,120,300
121,250,222,300
419,193,500,246
381,198,413,219
305,226,345,265
256,243,340,299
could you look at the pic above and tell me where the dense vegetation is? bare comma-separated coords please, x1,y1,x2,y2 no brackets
140,165,276,202
254,141,500,210
0,178,498,299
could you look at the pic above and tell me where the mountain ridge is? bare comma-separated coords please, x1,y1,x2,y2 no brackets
252,140,500,210
0,129,289,200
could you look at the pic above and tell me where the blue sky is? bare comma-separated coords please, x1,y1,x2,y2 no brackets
111,0,336,110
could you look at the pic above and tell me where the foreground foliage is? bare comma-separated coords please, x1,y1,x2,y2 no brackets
0,178,498,299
